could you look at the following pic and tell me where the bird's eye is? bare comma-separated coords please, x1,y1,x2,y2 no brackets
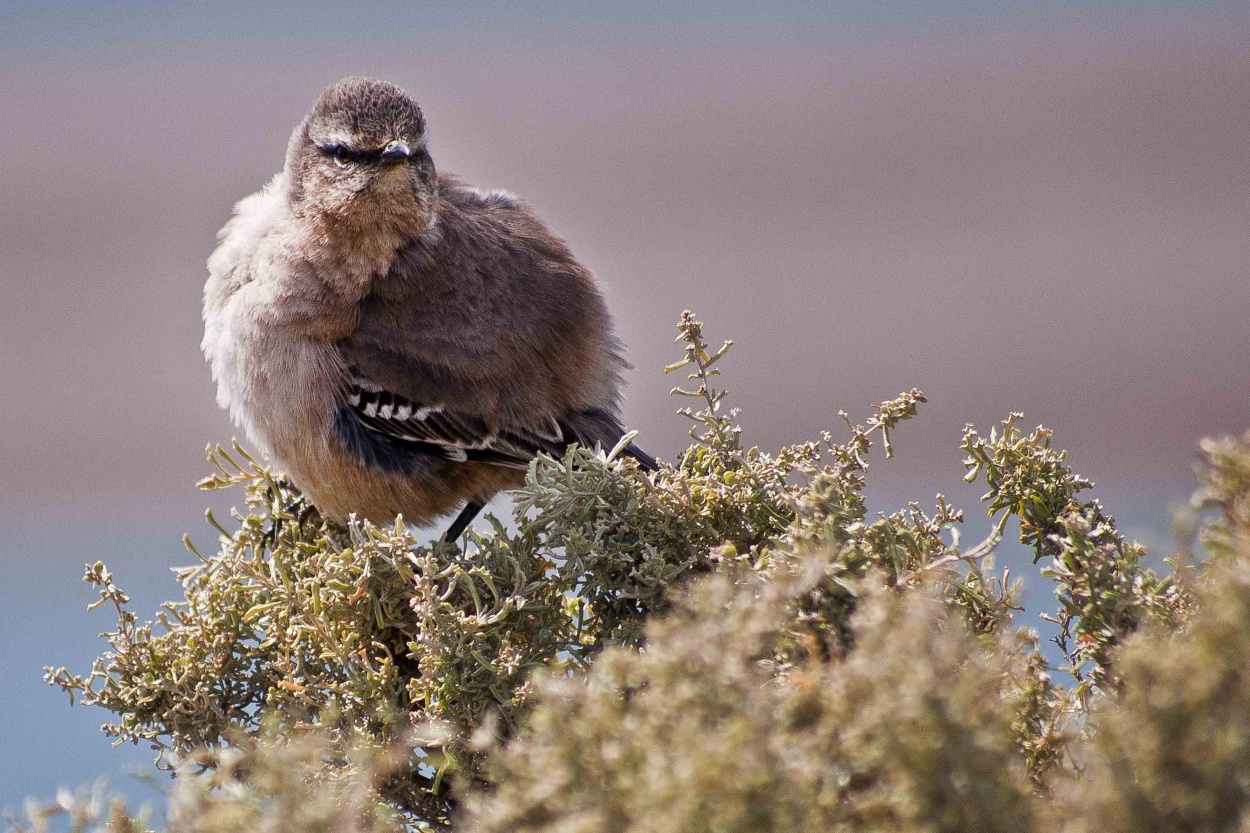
332,146,352,168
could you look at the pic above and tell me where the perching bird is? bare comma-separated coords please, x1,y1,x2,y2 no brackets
202,76,655,540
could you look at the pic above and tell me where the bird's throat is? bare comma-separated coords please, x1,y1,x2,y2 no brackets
300,204,420,294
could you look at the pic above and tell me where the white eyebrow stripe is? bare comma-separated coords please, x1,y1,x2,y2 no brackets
314,131,356,148
313,131,428,151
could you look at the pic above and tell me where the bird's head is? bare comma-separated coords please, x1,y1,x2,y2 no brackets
285,77,437,235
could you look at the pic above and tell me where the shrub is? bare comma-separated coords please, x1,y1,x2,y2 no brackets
21,312,1244,833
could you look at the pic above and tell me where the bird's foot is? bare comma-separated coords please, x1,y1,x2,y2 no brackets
263,495,312,548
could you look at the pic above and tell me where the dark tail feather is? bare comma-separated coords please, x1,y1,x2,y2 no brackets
623,441,658,472
563,407,659,472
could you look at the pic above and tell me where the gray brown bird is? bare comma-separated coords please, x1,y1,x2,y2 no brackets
202,76,655,539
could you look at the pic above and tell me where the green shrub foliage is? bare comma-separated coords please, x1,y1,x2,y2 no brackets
20,313,1250,833
468,576,1037,833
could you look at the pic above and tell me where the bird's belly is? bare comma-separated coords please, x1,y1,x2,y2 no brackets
204,291,506,526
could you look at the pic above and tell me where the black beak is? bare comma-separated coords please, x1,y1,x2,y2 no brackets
380,140,412,162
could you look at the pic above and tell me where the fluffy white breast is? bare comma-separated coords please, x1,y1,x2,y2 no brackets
201,175,290,453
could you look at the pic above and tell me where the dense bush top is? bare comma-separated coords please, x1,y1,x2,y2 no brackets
18,313,1250,833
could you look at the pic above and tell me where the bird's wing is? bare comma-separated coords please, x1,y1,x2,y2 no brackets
344,374,568,470
334,190,655,472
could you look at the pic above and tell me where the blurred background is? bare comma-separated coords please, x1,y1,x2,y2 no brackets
2,0,1247,816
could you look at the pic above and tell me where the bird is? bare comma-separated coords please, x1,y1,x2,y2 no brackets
202,76,656,541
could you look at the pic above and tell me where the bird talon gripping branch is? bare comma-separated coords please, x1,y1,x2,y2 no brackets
203,77,655,540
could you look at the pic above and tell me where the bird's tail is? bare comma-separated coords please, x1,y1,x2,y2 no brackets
623,441,658,472
566,407,659,472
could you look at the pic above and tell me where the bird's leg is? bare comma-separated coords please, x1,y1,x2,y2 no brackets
441,500,485,544
264,494,311,548
293,497,316,531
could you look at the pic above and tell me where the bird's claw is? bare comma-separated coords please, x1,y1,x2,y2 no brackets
262,495,312,548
